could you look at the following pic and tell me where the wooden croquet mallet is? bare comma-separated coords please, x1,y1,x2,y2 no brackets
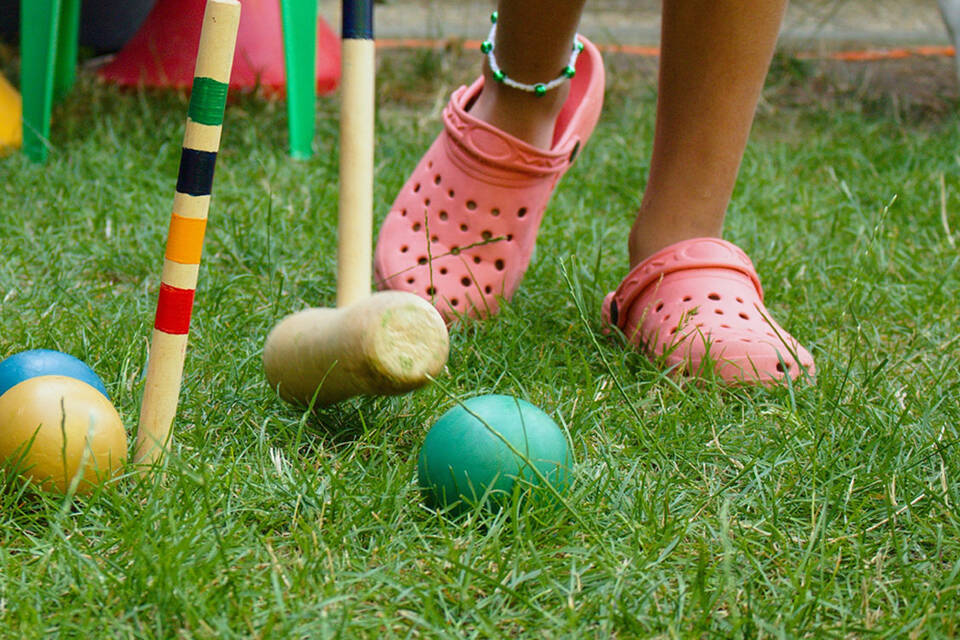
262,0,449,407
136,0,240,468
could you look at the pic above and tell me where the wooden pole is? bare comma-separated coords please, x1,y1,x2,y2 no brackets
136,0,241,468
336,0,376,308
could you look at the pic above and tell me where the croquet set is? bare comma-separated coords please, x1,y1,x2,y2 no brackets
0,0,573,513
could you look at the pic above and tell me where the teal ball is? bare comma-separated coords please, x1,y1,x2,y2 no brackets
418,394,572,512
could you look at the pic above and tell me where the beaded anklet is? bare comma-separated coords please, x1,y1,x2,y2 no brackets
481,11,584,97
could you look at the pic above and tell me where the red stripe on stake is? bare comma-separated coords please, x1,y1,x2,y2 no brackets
155,283,196,334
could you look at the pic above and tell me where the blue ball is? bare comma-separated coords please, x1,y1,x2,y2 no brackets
0,349,109,400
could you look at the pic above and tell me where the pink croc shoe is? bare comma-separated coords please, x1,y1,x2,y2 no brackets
374,36,605,321
602,238,815,385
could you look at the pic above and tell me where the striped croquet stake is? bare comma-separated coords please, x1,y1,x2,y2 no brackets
136,0,241,468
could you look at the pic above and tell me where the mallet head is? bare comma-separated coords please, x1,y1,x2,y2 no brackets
263,291,449,407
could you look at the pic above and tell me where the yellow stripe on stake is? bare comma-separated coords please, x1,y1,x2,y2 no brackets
192,1,240,83
160,260,201,291
172,192,211,219
183,122,223,153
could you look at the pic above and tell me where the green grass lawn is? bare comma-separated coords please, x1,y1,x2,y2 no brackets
1,46,959,637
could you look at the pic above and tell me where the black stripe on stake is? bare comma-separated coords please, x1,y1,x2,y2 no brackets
176,148,217,196
342,0,373,40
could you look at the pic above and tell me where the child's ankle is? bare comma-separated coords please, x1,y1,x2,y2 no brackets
467,70,570,150
628,210,725,268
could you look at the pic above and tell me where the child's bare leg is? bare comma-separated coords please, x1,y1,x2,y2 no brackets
629,0,788,267
374,0,604,320
469,0,587,149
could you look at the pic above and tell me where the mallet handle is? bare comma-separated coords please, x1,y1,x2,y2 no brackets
136,0,240,468
336,0,376,308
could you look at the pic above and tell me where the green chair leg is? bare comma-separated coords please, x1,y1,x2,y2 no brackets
21,0,63,163
53,0,81,103
21,0,79,163
280,0,317,159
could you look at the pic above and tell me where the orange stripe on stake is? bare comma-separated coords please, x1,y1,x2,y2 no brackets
165,214,208,264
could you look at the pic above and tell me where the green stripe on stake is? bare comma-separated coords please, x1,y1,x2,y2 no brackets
188,77,229,126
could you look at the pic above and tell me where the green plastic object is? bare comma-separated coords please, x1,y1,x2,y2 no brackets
53,0,79,102
20,0,80,163
280,0,317,159
418,394,573,514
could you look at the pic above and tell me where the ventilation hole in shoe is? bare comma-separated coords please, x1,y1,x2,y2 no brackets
434,174,442,185
401,245,409,253
413,183,421,193
473,256,482,264
418,257,428,265
440,267,448,275
407,277,415,284
776,362,790,373
708,293,721,301
431,235,439,243
663,315,671,322
670,326,679,335
451,298,459,306
720,324,731,329
485,285,492,294
413,222,421,231
495,259,505,270
461,277,471,287
460,224,468,232
482,230,493,240
715,309,724,315
425,198,431,206
427,160,434,169
736,296,744,304
467,200,477,210
401,209,408,217
682,296,692,302
715,339,724,344
448,189,455,199
517,207,528,218
740,338,752,343
739,312,750,320
450,246,461,255
439,211,448,221
506,234,513,241
655,303,664,312
696,323,704,328
767,332,776,338
491,208,501,216
426,286,436,295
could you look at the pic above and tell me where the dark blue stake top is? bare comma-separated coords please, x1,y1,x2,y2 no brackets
342,0,373,40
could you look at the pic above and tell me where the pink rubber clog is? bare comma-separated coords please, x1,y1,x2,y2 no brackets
374,36,605,321
602,237,815,385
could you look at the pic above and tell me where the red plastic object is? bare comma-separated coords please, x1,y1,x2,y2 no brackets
98,0,340,93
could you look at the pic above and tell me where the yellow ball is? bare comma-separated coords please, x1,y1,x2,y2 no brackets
0,375,127,494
